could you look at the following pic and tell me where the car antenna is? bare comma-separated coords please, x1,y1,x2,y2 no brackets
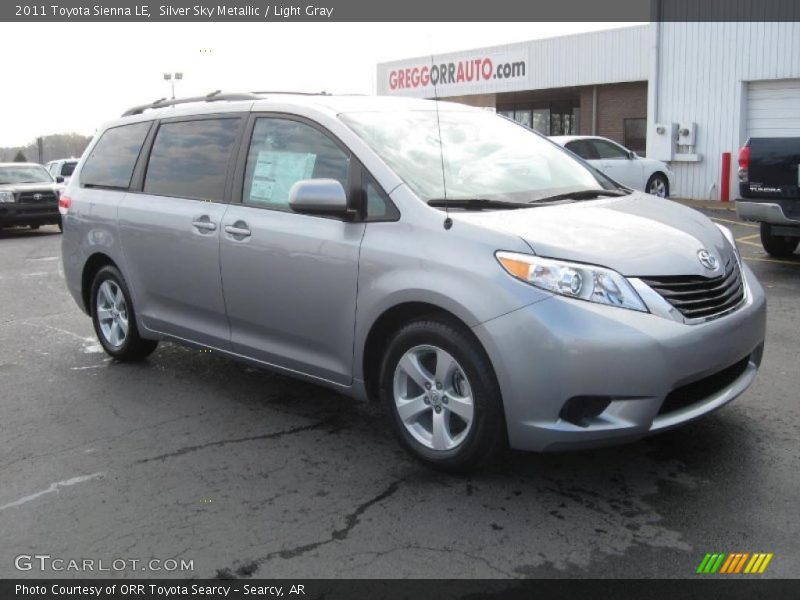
430,53,452,231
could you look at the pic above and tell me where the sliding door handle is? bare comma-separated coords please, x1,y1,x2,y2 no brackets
224,223,251,238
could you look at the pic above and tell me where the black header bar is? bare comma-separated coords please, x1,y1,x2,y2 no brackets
3,0,800,23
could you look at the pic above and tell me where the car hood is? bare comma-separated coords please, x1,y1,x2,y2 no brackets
0,181,60,193
452,193,733,277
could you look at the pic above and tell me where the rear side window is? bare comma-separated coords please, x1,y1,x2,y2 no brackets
565,139,600,160
80,122,151,189
144,118,240,201
242,117,349,209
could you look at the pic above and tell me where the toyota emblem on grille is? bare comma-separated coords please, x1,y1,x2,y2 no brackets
697,249,719,270
33,193,43,200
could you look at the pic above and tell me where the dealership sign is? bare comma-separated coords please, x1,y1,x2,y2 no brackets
381,50,529,97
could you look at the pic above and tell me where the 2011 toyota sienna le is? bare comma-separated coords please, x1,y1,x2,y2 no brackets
61,92,766,470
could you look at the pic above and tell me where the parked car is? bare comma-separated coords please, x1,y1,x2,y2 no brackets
736,137,800,257
46,158,79,184
61,93,765,470
0,162,62,231
551,135,673,197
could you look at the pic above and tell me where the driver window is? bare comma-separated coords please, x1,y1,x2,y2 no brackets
242,118,350,209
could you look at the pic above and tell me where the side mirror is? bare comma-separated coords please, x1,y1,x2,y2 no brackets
628,151,637,160
289,179,353,218
55,176,65,183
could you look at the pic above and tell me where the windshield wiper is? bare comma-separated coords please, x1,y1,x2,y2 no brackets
529,189,629,204
427,198,526,210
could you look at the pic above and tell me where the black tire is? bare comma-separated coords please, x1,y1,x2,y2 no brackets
760,223,799,258
90,265,158,361
646,173,669,198
378,317,506,472
57,219,63,232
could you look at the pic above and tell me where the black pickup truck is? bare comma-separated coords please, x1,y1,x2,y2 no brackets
737,137,800,257
0,163,63,232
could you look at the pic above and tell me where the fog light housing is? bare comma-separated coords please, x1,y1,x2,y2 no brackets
559,396,612,426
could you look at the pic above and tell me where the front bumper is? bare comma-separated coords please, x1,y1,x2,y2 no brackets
473,263,766,452
736,200,800,226
0,203,60,227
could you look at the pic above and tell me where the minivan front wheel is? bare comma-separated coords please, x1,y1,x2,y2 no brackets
379,318,505,471
91,266,158,361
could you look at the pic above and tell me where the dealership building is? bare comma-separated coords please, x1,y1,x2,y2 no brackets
376,23,800,200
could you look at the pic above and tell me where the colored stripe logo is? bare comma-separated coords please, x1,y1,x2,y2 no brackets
696,552,773,574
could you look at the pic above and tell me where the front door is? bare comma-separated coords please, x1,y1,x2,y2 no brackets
590,138,643,190
220,116,364,385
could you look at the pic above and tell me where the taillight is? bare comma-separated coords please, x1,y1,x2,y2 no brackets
737,145,750,183
58,195,71,216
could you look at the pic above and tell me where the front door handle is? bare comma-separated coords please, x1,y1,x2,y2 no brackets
224,222,251,238
192,219,217,232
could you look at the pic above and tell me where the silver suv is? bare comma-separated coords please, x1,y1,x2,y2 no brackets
62,92,766,470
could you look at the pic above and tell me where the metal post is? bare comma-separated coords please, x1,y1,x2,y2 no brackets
720,152,731,202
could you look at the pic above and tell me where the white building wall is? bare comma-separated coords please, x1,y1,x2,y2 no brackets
521,24,649,89
648,21,800,199
376,25,649,97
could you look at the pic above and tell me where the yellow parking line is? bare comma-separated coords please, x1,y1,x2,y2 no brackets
743,256,800,266
736,233,761,242
712,217,759,228
737,240,764,248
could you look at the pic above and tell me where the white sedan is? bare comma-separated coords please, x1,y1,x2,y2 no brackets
550,135,673,198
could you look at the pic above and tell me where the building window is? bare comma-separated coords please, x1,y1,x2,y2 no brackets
624,118,647,155
498,104,578,136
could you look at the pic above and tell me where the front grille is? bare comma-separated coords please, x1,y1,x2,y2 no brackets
641,258,745,321
18,190,57,203
658,356,750,415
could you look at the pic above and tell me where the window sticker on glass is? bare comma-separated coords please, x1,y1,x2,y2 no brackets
249,151,317,204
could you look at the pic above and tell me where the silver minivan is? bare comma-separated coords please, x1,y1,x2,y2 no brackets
61,93,766,470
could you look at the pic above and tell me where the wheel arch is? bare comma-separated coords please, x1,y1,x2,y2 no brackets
81,253,118,315
361,301,491,402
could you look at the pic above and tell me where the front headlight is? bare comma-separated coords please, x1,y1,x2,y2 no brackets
496,251,648,312
0,191,14,203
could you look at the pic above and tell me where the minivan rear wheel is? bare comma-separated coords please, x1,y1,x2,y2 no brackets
379,318,505,472
91,266,158,361
760,223,799,257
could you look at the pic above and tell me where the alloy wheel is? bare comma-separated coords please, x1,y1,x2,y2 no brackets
96,280,129,348
392,344,475,451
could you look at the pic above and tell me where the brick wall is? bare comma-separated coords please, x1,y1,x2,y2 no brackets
595,81,648,145
577,82,648,143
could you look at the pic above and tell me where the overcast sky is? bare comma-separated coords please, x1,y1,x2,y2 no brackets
0,22,639,147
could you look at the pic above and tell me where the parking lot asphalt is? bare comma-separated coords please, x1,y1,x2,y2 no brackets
0,208,798,580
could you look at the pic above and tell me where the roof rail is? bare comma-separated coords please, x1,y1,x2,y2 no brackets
121,90,261,117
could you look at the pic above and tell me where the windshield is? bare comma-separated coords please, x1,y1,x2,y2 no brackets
0,165,54,185
340,109,616,203
61,161,77,176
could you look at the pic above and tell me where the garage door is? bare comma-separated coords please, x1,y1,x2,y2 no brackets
747,79,800,137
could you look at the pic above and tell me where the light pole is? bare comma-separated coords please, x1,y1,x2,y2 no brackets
163,72,184,100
